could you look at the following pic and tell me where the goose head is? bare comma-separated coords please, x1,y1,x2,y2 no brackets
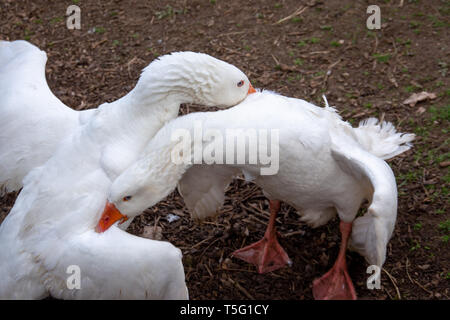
95,156,181,232
133,51,256,108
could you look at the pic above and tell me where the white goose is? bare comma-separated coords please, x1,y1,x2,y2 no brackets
0,40,255,195
0,41,255,299
100,91,414,300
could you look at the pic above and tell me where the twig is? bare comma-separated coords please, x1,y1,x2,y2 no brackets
221,46,247,56
217,31,246,38
50,37,74,45
323,59,341,85
240,188,263,202
126,56,139,78
274,6,308,25
92,38,107,49
154,215,160,228
248,214,269,226
328,59,341,70
191,236,214,249
221,267,257,273
271,54,280,66
200,237,222,257
373,33,379,54
201,221,227,227
204,264,214,278
384,287,394,300
382,268,401,299
228,277,255,299
282,230,305,237
309,50,330,55
247,203,271,219
406,258,433,295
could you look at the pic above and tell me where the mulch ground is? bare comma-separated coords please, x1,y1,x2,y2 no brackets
0,0,448,299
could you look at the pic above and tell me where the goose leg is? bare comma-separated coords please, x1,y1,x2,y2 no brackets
312,221,357,300
232,200,292,273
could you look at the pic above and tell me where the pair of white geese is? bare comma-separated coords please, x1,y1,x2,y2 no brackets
0,40,414,300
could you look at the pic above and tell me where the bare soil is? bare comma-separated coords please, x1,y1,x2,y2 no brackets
0,0,448,300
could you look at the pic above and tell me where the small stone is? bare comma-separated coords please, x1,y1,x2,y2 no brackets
166,213,180,223
416,106,426,115
222,258,233,269
439,161,450,168
418,264,430,270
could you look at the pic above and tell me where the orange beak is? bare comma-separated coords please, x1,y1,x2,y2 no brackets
248,83,257,94
95,201,128,233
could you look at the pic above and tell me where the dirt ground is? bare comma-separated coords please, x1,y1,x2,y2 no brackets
0,0,448,300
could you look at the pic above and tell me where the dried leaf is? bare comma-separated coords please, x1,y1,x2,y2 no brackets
278,63,300,72
403,91,437,107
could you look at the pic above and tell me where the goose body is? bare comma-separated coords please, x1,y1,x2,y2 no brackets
0,163,187,299
0,41,254,299
106,91,414,298
179,95,403,242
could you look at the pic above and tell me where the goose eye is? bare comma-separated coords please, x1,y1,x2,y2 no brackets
237,80,244,87
123,196,132,202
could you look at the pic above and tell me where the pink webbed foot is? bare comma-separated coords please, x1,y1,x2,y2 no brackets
312,263,357,300
232,234,292,273
232,200,292,273
312,220,357,300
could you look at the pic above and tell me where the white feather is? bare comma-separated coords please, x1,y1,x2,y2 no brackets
0,40,79,195
354,118,415,160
